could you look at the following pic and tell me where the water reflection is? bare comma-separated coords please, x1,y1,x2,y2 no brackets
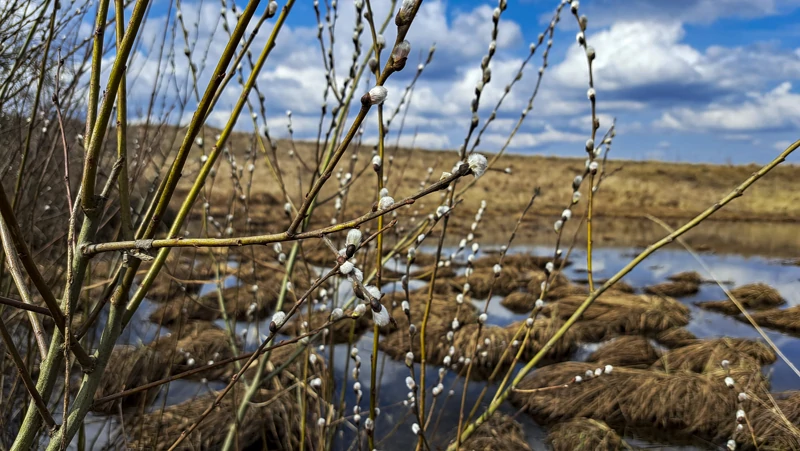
74,244,800,450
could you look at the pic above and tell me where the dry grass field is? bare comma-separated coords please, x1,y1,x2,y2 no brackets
165,128,800,256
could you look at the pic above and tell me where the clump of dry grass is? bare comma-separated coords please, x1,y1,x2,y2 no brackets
506,317,582,364
379,323,512,380
740,306,800,335
547,418,637,451
542,293,690,342
587,336,660,368
748,391,800,450
285,310,371,344
696,282,785,315
449,266,527,298
124,387,312,450
500,291,539,314
654,327,698,349
667,271,704,284
643,280,700,298
93,323,240,413
509,361,758,444
527,271,570,299
471,253,570,272
381,289,479,335
457,413,532,451
651,337,776,374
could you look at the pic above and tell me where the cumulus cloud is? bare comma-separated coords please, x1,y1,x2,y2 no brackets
654,82,800,132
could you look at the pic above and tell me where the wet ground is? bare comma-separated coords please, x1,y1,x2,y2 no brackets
70,244,800,450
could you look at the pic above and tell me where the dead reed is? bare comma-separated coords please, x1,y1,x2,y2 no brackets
542,293,690,342
741,306,800,335
586,336,661,368
696,282,786,315
510,361,755,444
456,413,531,451
651,337,776,374
547,418,637,451
643,280,700,298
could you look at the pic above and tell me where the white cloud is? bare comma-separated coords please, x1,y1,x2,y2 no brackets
654,82,800,132
482,124,584,150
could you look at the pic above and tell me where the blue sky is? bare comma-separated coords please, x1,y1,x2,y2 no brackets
110,0,800,164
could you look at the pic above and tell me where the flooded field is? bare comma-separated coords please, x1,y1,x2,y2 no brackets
68,242,800,451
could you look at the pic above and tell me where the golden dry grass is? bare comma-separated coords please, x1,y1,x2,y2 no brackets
651,337,776,375
509,361,767,445
696,283,786,315
541,293,690,342
160,130,800,257
547,418,637,451
586,336,660,368
457,413,532,451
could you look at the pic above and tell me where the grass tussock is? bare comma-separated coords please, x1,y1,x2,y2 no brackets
124,388,312,450
653,327,698,349
651,337,776,374
667,271,705,284
696,282,786,315
510,361,758,444
643,280,700,298
500,291,539,314
285,310,371,344
742,306,800,335
470,253,570,273
542,293,690,342
587,336,661,368
449,266,527,298
93,323,240,413
457,413,531,451
547,418,637,451
748,391,800,450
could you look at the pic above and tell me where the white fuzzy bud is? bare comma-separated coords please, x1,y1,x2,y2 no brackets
604,364,613,374
368,86,387,105
411,423,420,435
331,308,343,320
406,376,416,390
467,154,488,178
354,303,367,317
725,376,735,388
340,261,354,274
493,264,502,274
378,196,395,210
346,228,362,247
478,313,488,324
372,304,390,326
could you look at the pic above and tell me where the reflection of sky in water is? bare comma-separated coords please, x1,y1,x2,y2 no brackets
75,245,800,450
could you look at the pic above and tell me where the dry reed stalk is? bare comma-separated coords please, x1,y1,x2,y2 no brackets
587,336,660,368
547,418,637,451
